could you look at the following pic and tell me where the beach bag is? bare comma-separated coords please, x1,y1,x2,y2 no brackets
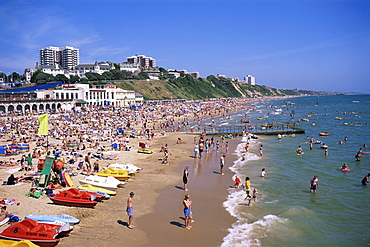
9,215,19,222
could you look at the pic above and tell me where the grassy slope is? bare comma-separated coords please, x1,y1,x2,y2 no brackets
114,77,336,100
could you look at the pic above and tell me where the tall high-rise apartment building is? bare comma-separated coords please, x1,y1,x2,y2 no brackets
244,75,256,85
127,54,156,68
39,46,79,69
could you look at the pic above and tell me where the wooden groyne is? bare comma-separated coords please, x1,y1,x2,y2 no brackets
186,124,305,136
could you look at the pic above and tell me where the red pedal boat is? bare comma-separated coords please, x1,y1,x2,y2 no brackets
0,219,72,247
49,188,102,208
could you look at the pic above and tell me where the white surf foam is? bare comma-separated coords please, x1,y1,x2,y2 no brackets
222,214,287,247
223,139,288,246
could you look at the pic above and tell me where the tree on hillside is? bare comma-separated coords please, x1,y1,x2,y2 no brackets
159,67,168,75
31,71,55,85
69,75,80,83
114,63,121,70
138,71,149,79
55,74,69,83
9,72,22,82
102,71,113,80
85,72,102,81
121,70,133,78
80,78,88,83
0,72,6,82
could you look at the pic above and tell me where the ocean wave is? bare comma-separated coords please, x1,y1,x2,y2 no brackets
221,214,287,247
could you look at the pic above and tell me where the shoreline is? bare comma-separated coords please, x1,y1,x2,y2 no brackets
137,136,242,247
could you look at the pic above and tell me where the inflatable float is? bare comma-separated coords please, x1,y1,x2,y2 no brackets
319,132,330,136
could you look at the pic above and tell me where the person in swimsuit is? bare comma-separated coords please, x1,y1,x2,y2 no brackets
183,194,192,229
310,175,319,192
234,176,241,188
361,173,370,186
93,160,99,173
220,155,225,175
245,190,252,206
296,146,303,154
84,153,92,175
245,177,251,196
261,168,268,177
183,166,189,191
194,144,199,158
126,192,135,229
252,188,262,202
0,206,9,222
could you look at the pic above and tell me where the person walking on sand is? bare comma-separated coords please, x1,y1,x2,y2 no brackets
183,166,189,191
194,143,199,158
126,192,135,229
220,155,225,175
309,175,319,192
183,194,192,229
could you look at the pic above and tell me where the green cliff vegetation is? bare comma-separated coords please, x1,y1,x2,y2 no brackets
114,73,330,100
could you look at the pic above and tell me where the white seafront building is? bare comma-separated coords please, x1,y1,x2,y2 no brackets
41,83,143,107
243,75,256,85
0,83,144,113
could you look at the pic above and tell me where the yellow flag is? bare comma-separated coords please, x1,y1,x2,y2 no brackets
38,114,49,135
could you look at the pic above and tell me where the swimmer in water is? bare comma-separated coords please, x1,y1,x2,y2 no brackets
361,173,370,186
309,175,319,192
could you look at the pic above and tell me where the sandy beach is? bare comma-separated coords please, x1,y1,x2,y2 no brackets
0,96,297,246
0,132,237,247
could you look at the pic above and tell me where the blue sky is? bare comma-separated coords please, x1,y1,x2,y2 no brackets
1,0,369,93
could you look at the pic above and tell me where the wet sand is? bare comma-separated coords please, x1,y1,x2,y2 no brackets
138,138,240,247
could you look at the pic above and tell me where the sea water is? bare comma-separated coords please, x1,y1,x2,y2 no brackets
218,95,370,247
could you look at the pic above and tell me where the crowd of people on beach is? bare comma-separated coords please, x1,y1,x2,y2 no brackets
1,94,367,238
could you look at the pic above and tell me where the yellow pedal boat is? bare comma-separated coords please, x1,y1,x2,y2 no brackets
301,118,310,121
97,168,131,181
0,240,39,247
78,183,116,195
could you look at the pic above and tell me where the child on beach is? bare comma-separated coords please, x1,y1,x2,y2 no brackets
183,166,189,191
245,190,252,206
183,194,192,230
220,155,225,175
234,176,241,189
244,177,251,193
252,188,262,202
